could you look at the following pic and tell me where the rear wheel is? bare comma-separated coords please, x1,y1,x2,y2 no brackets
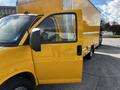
0,77,34,90
86,46,94,59
99,37,102,46
96,37,102,49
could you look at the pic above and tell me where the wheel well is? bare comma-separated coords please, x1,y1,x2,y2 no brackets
91,45,95,53
2,72,36,86
91,45,94,49
15,72,36,84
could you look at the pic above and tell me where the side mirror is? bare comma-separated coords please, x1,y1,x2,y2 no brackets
30,28,41,52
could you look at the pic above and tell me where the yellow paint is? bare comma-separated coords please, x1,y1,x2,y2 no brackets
19,32,29,45
0,46,38,85
30,10,83,84
17,0,63,14
32,43,83,84
0,0,100,86
0,10,83,86
18,0,101,56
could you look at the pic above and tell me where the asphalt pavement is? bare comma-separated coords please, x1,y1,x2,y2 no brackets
36,38,120,90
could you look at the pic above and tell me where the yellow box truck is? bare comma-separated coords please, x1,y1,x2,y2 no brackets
0,0,101,89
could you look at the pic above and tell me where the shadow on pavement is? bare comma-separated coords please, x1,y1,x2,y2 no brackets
36,46,120,90
83,53,120,90
84,53,120,77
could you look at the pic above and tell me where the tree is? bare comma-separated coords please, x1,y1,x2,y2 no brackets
101,21,110,31
110,25,120,35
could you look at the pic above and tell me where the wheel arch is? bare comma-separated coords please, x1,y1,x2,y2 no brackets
91,45,95,53
1,72,38,87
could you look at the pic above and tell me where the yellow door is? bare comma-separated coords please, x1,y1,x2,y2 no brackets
31,11,83,84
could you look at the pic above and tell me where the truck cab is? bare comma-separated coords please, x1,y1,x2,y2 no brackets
0,10,83,90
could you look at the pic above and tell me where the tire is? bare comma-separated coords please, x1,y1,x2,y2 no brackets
99,37,102,46
0,77,34,90
96,38,102,49
86,46,94,59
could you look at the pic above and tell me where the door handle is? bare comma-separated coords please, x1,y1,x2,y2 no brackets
77,45,82,56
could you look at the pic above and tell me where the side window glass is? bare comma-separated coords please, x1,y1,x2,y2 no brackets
37,17,57,43
37,13,76,43
55,14,76,42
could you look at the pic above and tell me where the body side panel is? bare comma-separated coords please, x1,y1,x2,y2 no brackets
0,46,38,85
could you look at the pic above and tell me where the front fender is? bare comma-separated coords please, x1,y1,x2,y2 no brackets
0,46,38,85
0,70,38,85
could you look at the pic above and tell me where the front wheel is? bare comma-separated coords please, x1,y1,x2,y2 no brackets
0,77,34,90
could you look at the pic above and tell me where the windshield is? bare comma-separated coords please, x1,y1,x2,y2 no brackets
0,15,36,46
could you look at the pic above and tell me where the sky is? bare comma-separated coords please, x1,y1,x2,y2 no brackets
0,0,120,24
0,0,107,7
92,0,120,24
0,0,16,6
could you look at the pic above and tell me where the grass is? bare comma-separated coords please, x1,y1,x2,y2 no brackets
102,35,120,38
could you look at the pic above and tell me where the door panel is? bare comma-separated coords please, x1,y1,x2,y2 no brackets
33,43,83,84
31,11,83,84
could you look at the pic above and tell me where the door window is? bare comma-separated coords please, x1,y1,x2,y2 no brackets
37,17,57,43
37,13,77,43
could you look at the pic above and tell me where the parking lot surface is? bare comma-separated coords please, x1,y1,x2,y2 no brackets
36,38,120,90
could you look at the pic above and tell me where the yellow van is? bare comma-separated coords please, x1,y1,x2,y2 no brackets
0,0,101,90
